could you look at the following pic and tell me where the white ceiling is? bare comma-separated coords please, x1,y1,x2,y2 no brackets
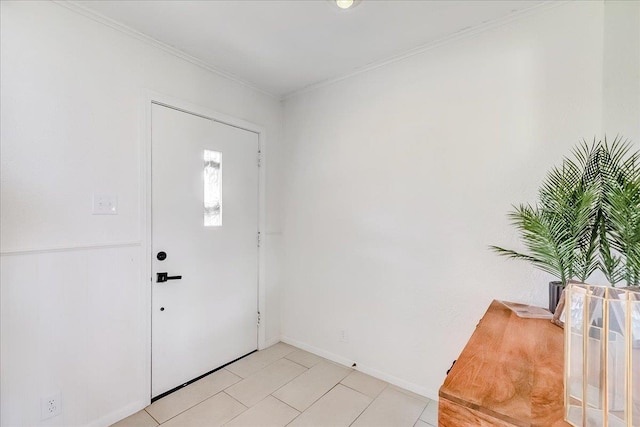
75,0,545,97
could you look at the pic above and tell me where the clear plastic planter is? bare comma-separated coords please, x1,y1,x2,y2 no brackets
564,283,639,427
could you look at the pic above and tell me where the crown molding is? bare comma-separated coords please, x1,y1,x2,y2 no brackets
282,1,568,100
53,1,278,100
54,0,568,101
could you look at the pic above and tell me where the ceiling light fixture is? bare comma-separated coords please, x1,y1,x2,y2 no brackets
336,0,354,10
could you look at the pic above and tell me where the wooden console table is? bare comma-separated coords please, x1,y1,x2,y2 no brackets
438,300,570,427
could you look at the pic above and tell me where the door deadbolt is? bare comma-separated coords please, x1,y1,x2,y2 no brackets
157,251,167,261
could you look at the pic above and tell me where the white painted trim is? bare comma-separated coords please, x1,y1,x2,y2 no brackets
146,92,267,136
141,91,268,403
257,131,268,351
140,89,154,409
56,0,564,101
280,336,439,402
53,1,276,100
263,336,282,349
282,0,567,99
0,241,141,256
281,336,355,367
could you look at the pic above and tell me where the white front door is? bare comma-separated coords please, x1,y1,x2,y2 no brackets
151,103,259,398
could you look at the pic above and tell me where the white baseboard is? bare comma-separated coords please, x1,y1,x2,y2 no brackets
280,336,439,402
262,335,282,349
281,336,354,366
89,400,147,427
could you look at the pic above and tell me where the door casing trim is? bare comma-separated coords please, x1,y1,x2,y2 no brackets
141,90,268,404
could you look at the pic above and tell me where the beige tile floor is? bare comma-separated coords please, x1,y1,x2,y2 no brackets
112,342,438,427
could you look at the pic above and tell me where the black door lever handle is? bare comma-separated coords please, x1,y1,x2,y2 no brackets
157,272,182,283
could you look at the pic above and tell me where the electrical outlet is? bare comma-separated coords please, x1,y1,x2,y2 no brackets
339,329,349,343
41,393,61,420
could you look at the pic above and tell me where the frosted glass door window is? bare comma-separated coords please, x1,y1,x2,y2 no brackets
204,150,222,226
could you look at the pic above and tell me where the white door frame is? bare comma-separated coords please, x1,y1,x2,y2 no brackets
140,91,267,403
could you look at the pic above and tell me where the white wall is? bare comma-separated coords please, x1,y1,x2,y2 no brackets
603,0,640,140
279,0,640,399
0,1,283,426
3,0,639,425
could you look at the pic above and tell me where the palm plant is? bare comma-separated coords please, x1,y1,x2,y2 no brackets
490,163,598,285
600,147,640,285
491,136,640,287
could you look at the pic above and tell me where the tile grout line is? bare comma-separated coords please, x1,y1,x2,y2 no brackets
272,369,362,426
281,383,346,426
280,382,349,427
151,346,295,426
144,408,161,425
418,399,438,426
262,357,310,402
388,383,432,404
227,344,299,379
346,385,381,427
283,406,302,427
222,352,309,412
165,367,243,425
152,385,238,426
275,361,390,425
401,388,432,427
153,394,213,426
221,350,307,409
283,355,321,369
270,365,354,411
348,386,430,427
283,380,372,427
218,391,250,426
339,380,389,400
269,393,304,414
263,357,338,427
260,358,312,398
145,366,241,425
282,359,309,371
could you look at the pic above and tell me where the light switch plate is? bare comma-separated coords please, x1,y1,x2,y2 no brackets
92,194,118,215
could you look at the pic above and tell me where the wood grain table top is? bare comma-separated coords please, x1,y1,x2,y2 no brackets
439,300,570,427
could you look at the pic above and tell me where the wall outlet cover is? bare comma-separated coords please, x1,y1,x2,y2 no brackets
41,393,61,420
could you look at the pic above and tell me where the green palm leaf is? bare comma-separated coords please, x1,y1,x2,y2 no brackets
491,136,639,287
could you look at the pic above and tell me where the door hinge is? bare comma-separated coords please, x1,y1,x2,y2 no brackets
257,311,261,326
257,231,261,248
257,151,262,167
